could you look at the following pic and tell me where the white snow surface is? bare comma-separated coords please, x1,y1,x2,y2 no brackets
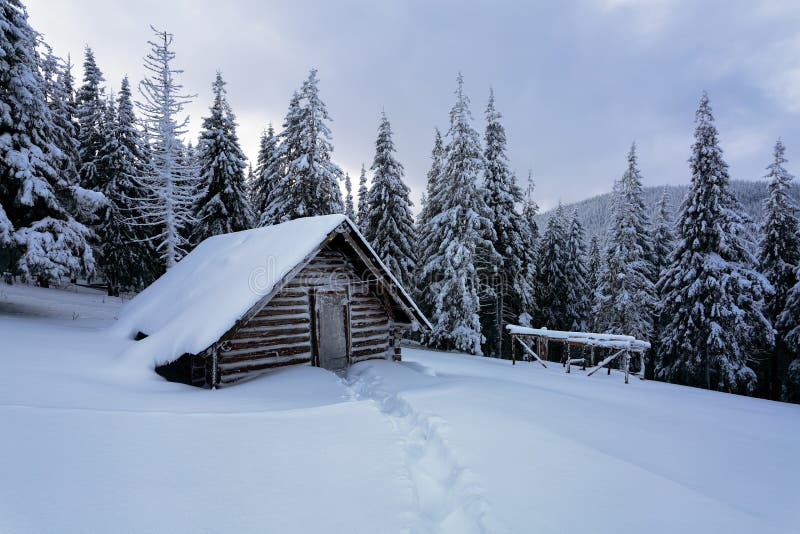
114,214,349,367
2,283,799,533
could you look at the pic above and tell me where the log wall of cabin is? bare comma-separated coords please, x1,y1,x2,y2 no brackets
215,245,393,386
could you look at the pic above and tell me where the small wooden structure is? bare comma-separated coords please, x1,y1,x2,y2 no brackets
120,215,430,388
506,325,650,384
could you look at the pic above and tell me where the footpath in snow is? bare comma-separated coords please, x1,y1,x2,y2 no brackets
1,284,799,533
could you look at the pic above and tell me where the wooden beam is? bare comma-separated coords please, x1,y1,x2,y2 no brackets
514,337,547,368
587,349,625,377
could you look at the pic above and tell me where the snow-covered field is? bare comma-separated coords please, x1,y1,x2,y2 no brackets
1,284,799,533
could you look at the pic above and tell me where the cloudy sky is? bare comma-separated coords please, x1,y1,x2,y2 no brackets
25,0,800,211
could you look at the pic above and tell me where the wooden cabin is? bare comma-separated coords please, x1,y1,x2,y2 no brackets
116,215,430,388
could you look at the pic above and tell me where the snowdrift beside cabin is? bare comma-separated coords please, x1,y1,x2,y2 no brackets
114,215,350,368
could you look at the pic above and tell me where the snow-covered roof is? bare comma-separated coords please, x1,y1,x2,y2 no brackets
506,325,651,352
115,215,428,367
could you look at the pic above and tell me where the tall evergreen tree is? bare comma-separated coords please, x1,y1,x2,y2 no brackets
758,140,800,400
521,171,539,247
652,187,675,279
0,0,94,284
355,164,369,231
135,27,196,270
251,124,279,225
192,71,253,242
41,46,79,188
596,143,656,340
586,234,602,327
481,89,535,357
264,70,343,222
565,210,591,331
363,112,416,287
535,204,569,329
422,74,494,354
344,172,355,220
75,46,107,192
415,129,445,314
657,93,772,393
96,76,155,295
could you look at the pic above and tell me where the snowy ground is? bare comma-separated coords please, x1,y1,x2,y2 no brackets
1,283,799,533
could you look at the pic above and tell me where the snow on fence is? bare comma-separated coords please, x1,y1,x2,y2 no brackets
506,325,651,384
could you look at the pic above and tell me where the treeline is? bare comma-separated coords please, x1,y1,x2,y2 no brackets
3,0,799,403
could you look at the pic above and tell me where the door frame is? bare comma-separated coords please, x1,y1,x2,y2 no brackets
310,285,351,369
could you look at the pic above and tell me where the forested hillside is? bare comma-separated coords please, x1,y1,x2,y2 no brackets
537,180,800,244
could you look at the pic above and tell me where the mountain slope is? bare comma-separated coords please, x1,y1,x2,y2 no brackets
536,180,800,244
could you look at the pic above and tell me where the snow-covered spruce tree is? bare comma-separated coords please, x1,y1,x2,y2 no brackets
0,0,94,285
522,171,540,247
595,143,656,341
251,124,279,224
263,70,343,223
41,46,79,188
652,187,675,279
344,172,355,220
585,234,603,330
656,93,772,393
95,76,157,295
75,46,108,192
422,74,495,354
135,27,197,270
192,72,253,243
759,140,800,400
565,210,591,331
648,187,676,377
534,204,569,329
363,112,416,288
481,89,535,357
355,164,369,231
415,129,445,315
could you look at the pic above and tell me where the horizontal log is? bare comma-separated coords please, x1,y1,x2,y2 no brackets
227,334,311,352
237,324,309,337
350,311,387,321
352,345,390,358
352,318,389,330
352,326,390,338
352,337,390,349
267,296,308,306
256,307,310,318
219,353,310,371
351,354,391,363
221,344,312,361
220,357,312,381
246,316,311,329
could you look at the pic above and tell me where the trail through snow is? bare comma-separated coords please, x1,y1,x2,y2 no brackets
346,363,501,534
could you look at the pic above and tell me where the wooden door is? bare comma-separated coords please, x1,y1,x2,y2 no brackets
314,287,350,371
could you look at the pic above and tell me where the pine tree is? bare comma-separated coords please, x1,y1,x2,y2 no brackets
481,89,535,357
415,129,445,315
251,124,279,224
758,140,800,400
422,74,494,354
192,71,253,243
96,76,156,295
76,46,107,192
586,235,602,327
264,70,343,223
344,172,355,220
135,27,197,270
355,164,369,231
535,204,569,329
363,112,416,288
521,171,540,246
565,210,591,331
596,143,656,340
652,187,675,279
657,93,772,393
0,0,94,285
41,46,79,188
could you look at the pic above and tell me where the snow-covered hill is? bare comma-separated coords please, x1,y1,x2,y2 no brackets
536,179,800,243
1,284,798,533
